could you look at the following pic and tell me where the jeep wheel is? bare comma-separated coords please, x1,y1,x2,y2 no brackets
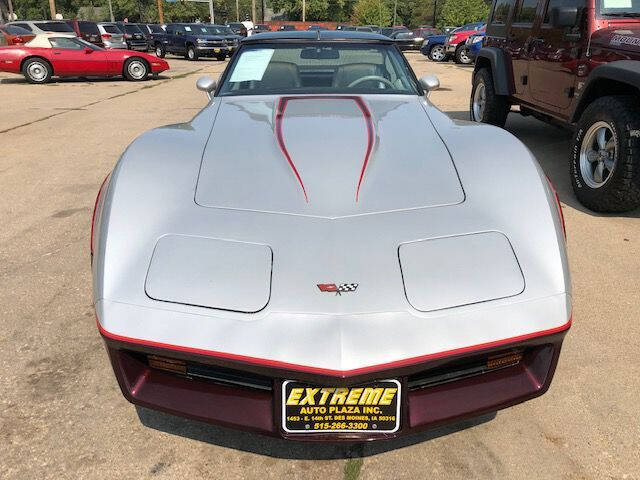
215,53,226,61
571,96,640,212
428,45,447,62
470,68,509,128
455,46,472,65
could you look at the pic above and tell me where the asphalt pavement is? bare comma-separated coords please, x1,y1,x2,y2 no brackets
0,52,638,480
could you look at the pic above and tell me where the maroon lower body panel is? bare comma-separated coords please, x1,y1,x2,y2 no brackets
105,331,566,441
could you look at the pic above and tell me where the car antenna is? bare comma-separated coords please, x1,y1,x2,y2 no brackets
316,28,321,41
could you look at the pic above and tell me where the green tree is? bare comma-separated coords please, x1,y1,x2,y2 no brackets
437,0,489,28
351,0,390,26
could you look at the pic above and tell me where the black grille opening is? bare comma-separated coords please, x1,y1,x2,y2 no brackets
142,352,273,391
407,349,524,390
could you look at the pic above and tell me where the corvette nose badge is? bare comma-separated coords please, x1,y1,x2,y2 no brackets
317,283,359,296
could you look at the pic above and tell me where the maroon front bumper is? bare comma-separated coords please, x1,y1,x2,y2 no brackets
102,327,568,441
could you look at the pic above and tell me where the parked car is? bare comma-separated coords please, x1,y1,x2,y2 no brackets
153,23,229,61
278,24,296,31
226,22,248,36
116,22,148,51
207,25,241,57
0,34,168,83
472,0,640,212
97,23,127,49
65,20,104,48
252,24,271,34
137,23,165,49
5,20,76,35
307,25,328,31
413,27,439,38
335,24,354,31
380,26,408,37
444,23,485,64
421,23,483,62
94,30,570,442
390,29,436,50
465,31,485,61
0,25,36,46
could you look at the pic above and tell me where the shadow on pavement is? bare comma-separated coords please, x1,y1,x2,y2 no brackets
136,406,496,459
444,109,640,218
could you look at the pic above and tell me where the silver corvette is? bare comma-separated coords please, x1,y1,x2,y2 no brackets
92,31,571,440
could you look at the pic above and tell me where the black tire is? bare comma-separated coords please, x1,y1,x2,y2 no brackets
22,57,52,84
428,44,447,62
123,57,149,81
455,46,473,65
154,44,166,58
215,53,226,61
186,45,198,61
469,68,509,128
570,95,640,212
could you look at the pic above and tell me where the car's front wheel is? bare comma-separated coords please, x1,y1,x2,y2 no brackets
22,58,52,84
455,46,473,65
187,45,198,61
215,53,226,61
155,44,166,58
428,44,447,62
123,58,149,81
470,68,510,127
571,96,640,212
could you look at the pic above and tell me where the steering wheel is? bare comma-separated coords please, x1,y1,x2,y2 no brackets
348,75,395,89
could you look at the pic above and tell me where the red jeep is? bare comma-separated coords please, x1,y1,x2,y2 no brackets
471,0,640,212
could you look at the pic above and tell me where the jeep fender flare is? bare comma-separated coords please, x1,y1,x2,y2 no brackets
474,47,514,96
571,60,640,123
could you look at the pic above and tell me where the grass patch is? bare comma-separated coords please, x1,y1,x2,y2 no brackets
343,458,363,480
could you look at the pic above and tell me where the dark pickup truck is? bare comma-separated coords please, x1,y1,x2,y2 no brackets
153,23,231,61
472,0,640,212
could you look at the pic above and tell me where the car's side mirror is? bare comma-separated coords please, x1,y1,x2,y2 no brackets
419,75,440,97
84,47,93,54
196,76,217,100
551,6,578,28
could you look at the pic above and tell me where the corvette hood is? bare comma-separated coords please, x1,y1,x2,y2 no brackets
195,95,464,218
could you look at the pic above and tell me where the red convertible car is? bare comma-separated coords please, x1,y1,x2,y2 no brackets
0,35,169,84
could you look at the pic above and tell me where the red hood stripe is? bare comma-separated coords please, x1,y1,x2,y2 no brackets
274,96,375,203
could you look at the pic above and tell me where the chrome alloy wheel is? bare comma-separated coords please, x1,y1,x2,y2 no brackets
127,60,147,80
188,47,195,60
430,45,445,61
580,121,617,188
27,61,47,82
459,48,471,64
472,81,486,121
155,46,163,57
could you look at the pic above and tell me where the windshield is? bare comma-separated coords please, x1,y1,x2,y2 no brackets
5,25,32,35
39,22,74,33
597,0,640,16
124,24,142,34
200,25,231,35
218,43,420,97
102,24,122,34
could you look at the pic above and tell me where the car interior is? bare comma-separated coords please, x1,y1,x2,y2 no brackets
219,44,418,95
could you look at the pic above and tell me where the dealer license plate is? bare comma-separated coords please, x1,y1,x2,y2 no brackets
282,379,401,433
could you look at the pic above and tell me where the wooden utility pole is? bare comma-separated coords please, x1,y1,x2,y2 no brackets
156,0,164,23
8,0,15,21
236,0,239,21
108,0,115,21
48,0,56,19
252,0,256,23
432,0,437,28
302,0,305,22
